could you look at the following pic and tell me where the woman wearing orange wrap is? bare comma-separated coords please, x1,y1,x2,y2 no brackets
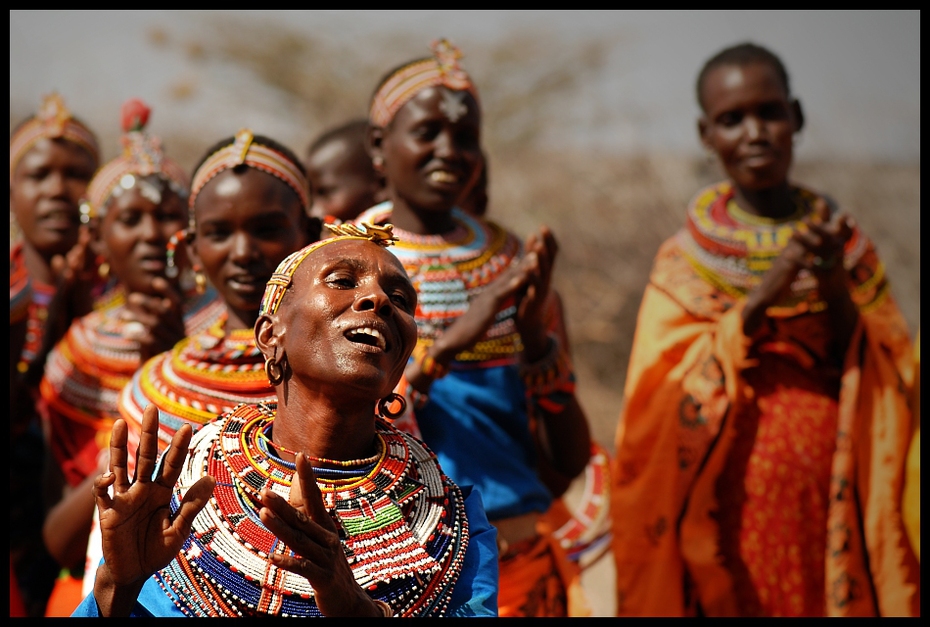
611,43,919,617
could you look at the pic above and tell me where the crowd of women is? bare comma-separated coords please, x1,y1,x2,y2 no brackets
9,38,920,617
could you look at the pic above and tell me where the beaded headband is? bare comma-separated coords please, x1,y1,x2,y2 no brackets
189,129,310,213
10,93,99,183
259,222,399,316
369,39,478,128
84,98,189,219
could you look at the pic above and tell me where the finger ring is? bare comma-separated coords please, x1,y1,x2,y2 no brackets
812,255,838,269
124,321,146,340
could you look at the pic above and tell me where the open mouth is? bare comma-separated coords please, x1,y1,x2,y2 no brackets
345,326,389,352
39,208,79,229
228,274,266,293
429,170,458,183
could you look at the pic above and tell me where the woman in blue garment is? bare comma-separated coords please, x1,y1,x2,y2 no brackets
359,39,591,616
76,225,498,617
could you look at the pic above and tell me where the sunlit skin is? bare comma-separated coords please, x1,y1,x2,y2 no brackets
10,137,97,285
192,167,308,331
90,239,419,617
698,61,857,345
96,182,190,361
698,62,803,219
259,239,418,462
370,84,591,488
306,138,381,223
370,86,482,235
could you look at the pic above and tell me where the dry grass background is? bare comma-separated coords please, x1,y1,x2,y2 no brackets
138,17,920,451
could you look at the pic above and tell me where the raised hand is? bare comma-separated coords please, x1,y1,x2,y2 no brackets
258,454,383,617
514,226,559,362
742,198,856,339
122,276,187,361
92,405,215,616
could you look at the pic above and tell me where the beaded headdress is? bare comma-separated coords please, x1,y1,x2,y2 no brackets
10,93,99,183
259,222,399,316
84,98,189,219
369,39,478,128
189,129,310,213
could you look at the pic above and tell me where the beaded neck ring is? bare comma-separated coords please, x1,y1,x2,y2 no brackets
84,98,189,220
10,93,99,184
255,414,384,470
369,39,478,129
259,222,399,316
156,403,470,616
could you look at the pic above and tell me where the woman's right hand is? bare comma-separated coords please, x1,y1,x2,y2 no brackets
259,454,385,617
92,406,215,616
122,276,187,362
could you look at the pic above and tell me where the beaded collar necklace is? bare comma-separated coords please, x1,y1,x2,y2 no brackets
156,403,469,616
678,181,870,314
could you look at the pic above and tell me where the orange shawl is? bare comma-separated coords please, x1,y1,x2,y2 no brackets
611,215,918,616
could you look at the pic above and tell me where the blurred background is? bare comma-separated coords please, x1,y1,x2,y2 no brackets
11,11,920,613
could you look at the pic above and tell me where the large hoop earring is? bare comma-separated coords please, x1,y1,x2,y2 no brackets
377,392,407,420
264,347,285,386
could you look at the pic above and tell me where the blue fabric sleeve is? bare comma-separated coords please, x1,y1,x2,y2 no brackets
448,485,499,617
72,572,183,617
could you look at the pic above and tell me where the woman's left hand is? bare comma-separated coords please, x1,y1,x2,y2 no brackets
793,199,859,351
515,226,559,362
258,454,384,617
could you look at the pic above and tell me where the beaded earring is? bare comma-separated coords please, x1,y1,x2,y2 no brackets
165,228,187,279
192,264,207,295
377,392,407,420
98,261,110,280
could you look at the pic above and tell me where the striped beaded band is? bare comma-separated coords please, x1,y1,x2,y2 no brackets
259,222,399,316
10,93,99,182
369,39,478,128
189,129,310,213
85,122,189,219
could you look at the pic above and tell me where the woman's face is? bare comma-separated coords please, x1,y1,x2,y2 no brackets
378,86,482,215
10,137,97,259
699,62,801,192
194,168,307,326
278,239,418,399
99,180,187,295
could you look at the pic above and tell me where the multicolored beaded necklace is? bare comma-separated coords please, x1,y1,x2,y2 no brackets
356,203,523,367
40,285,222,484
119,313,274,455
156,403,469,617
677,181,872,315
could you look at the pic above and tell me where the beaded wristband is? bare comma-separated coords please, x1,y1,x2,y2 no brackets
412,343,449,381
520,334,577,415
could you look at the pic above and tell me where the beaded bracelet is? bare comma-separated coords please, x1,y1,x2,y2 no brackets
412,343,449,381
520,334,577,415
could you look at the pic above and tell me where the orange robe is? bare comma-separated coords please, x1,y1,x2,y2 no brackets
611,183,919,616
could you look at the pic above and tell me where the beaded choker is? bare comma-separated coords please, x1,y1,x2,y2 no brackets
677,182,873,315
355,204,524,367
155,403,469,616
